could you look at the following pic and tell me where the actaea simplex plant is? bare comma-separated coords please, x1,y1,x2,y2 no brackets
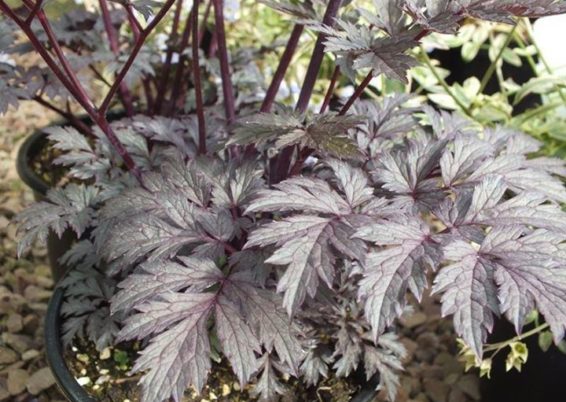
4,1,566,401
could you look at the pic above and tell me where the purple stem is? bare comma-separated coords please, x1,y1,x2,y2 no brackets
24,0,43,24
142,79,155,114
99,0,135,116
294,0,342,114
320,65,340,113
212,0,236,125
167,7,194,115
0,0,141,178
260,24,304,113
99,0,177,116
33,96,93,136
338,72,372,115
155,0,184,114
199,0,212,44
271,0,343,184
125,5,143,35
36,11,94,109
193,0,207,154
242,24,304,157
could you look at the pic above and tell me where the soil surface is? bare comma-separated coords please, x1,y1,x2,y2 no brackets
0,101,480,402
67,339,361,402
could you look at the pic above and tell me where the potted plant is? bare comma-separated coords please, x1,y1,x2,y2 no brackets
1,0,269,279
5,0,566,401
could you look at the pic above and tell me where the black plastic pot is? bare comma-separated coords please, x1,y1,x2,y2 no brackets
351,385,379,402
17,130,77,282
480,319,566,402
46,287,95,402
16,131,52,197
46,285,378,402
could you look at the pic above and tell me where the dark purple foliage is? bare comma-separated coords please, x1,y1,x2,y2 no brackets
8,1,566,402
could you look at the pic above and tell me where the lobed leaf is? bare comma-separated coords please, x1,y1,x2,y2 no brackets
126,293,214,402
111,257,223,313
355,217,442,339
16,184,99,256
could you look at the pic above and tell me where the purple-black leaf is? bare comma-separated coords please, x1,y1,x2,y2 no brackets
373,138,447,210
440,134,493,186
432,240,499,359
364,333,407,401
434,222,566,360
246,176,350,215
215,294,261,386
326,159,374,209
224,279,305,374
251,354,289,401
111,257,223,313
333,324,363,377
355,217,442,340
16,184,99,256
246,214,350,314
300,340,331,386
245,169,374,313
231,112,363,158
482,226,566,342
322,21,418,83
120,292,215,402
101,214,202,263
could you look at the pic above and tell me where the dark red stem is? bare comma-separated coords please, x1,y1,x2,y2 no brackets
212,0,236,125
36,11,94,109
289,147,313,176
243,24,305,157
89,65,112,87
24,0,42,24
294,0,342,114
125,5,143,36
142,79,155,114
99,0,135,116
99,0,176,116
271,0,342,184
320,65,340,113
260,24,305,112
155,0,184,114
415,28,430,41
14,0,97,116
104,3,166,115
167,8,194,115
338,72,372,115
95,118,142,180
208,26,218,57
193,0,207,154
33,96,93,136
260,24,304,113
1,2,87,107
199,0,212,44
0,0,141,178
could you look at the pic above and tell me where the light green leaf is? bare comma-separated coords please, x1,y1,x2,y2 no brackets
538,330,553,352
514,76,566,104
502,48,522,67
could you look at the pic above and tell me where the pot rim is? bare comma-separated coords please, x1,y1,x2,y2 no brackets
45,287,96,402
16,111,126,197
16,130,51,197
45,285,379,402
